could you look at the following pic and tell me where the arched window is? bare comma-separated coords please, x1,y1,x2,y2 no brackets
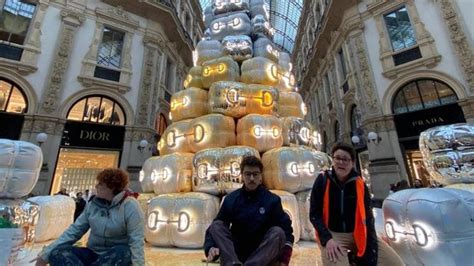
392,79,458,114
334,120,341,142
155,113,168,136
350,105,361,132
67,96,125,125
0,78,27,113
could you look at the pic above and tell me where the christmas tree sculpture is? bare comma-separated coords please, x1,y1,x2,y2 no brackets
140,0,331,248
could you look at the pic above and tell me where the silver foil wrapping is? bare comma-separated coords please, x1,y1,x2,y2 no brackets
252,14,273,39
277,92,306,118
281,116,314,147
139,156,159,193
209,81,279,118
212,0,250,15
249,0,270,20
271,190,301,243
192,146,260,195
158,120,193,155
0,139,43,198
222,35,253,62
208,13,252,41
28,195,75,242
383,188,474,266
419,123,474,185
196,39,225,66
237,114,283,153
188,114,236,153
241,56,279,87
262,147,322,193
295,190,316,241
145,192,220,248
145,153,194,195
183,66,203,89
253,37,280,63
170,87,209,122
202,56,240,88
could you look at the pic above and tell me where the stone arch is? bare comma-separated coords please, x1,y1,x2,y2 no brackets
59,89,135,126
382,70,467,115
0,67,38,114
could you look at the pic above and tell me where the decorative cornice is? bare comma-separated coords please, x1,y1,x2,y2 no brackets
95,6,140,30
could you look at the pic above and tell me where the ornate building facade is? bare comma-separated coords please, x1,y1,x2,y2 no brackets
293,0,473,201
0,0,203,194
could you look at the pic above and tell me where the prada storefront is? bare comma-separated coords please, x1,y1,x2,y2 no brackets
50,95,126,195
0,78,27,140
392,79,466,186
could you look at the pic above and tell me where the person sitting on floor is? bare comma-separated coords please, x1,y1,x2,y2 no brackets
32,168,144,266
204,156,294,266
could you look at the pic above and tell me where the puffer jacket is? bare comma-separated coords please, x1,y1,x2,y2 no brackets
39,190,145,265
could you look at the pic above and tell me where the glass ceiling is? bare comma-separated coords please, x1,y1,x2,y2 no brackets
198,0,304,54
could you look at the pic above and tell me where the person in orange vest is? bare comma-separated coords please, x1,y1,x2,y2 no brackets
309,142,404,266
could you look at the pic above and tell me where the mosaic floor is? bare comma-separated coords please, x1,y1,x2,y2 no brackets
19,241,322,266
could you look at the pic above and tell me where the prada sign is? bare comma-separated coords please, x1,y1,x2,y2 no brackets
0,112,24,140
62,121,125,149
394,104,465,139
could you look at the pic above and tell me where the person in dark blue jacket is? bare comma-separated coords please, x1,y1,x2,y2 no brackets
204,156,294,266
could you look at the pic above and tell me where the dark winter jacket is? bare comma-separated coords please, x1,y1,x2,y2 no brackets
204,185,294,262
309,169,378,265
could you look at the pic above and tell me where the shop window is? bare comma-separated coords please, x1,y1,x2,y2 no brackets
0,78,27,113
392,79,458,115
94,27,124,82
67,96,126,125
0,0,37,60
384,6,416,52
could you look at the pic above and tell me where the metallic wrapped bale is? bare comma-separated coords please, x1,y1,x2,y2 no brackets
262,147,320,193
202,56,240,88
188,114,236,153
183,66,203,89
0,139,43,198
193,146,260,195
28,195,75,242
270,190,301,243
212,0,250,15
222,35,253,62
240,57,279,86
0,199,39,264
277,92,306,118
252,14,273,39
253,37,280,63
196,39,225,66
139,156,159,193
203,5,214,28
278,52,292,72
249,0,270,20
158,120,193,155
150,153,194,195
209,81,279,118
295,190,316,241
281,116,314,147
208,13,252,41
419,123,474,185
276,66,296,92
383,188,474,266
137,193,156,214
237,114,283,153
145,192,220,248
170,87,209,122
446,183,474,192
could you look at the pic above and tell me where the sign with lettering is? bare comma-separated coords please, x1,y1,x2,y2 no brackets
61,121,125,149
0,112,23,140
394,104,465,139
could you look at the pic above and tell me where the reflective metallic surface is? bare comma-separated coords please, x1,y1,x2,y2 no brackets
383,188,474,266
196,39,225,66
183,66,203,89
222,35,253,62
295,190,316,241
158,119,193,156
143,153,194,195
271,190,301,243
202,56,240,88
209,81,279,118
192,146,260,195
188,114,236,153
145,192,220,248
28,195,75,243
241,56,279,86
419,123,474,185
208,13,252,41
212,0,250,16
281,117,313,147
249,0,270,20
237,114,283,152
0,139,43,199
277,92,306,118
262,147,322,193
170,87,209,122
253,37,280,63
252,14,273,39
139,157,159,193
